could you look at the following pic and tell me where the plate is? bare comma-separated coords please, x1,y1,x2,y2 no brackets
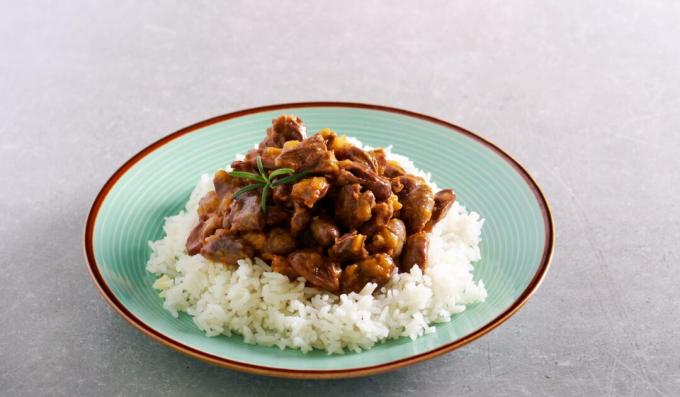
84,102,553,378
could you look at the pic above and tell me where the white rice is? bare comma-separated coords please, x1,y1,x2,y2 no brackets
146,142,486,354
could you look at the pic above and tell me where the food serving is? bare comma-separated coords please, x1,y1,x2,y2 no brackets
146,115,486,353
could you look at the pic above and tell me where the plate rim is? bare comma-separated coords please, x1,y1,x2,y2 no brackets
83,101,555,379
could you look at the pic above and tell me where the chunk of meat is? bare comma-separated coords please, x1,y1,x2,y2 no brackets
230,148,258,173
186,214,223,255
264,205,291,226
328,231,368,263
230,158,254,173
231,147,282,172
217,195,232,215
298,229,320,249
291,176,330,208
335,145,379,173
271,255,299,280
290,203,311,236
275,134,338,174
288,250,342,293
197,191,219,220
334,146,387,175
369,148,387,175
398,175,435,233
337,160,392,200
368,218,406,257
213,170,241,201
258,114,306,149
359,202,394,237
400,232,429,272
310,215,340,247
298,231,325,252
317,128,337,149
390,177,404,194
265,227,297,255
383,160,406,178
424,189,456,231
241,232,266,253
222,191,264,233
200,229,254,265
334,184,375,229
272,184,291,206
260,147,283,168
341,254,395,294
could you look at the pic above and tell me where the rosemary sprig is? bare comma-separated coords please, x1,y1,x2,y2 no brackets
231,182,263,198
229,156,310,212
270,171,310,187
228,171,266,183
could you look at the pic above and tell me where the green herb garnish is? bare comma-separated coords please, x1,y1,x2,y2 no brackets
229,156,310,213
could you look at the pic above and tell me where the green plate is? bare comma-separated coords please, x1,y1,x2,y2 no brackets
84,102,553,378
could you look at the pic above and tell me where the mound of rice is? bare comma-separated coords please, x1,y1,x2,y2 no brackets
146,142,486,354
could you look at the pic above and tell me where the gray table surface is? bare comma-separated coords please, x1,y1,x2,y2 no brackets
2,1,679,396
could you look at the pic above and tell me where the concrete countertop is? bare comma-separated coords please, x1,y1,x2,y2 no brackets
1,1,679,396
